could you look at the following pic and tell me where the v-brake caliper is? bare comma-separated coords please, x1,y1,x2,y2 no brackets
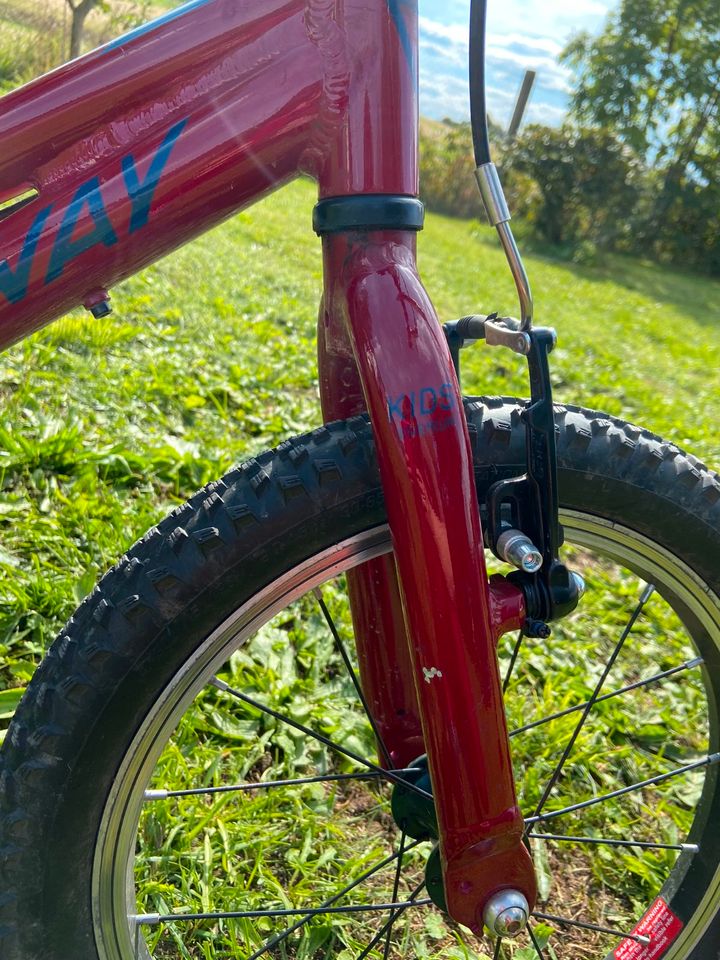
444,305,585,638
458,0,584,640
447,139,585,640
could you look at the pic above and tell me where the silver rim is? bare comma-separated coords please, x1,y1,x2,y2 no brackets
93,512,720,960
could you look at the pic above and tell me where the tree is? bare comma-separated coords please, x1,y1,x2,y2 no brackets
419,119,504,220
562,0,720,233
65,1,152,60
66,0,104,60
508,124,642,249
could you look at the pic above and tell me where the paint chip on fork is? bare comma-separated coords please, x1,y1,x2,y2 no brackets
423,666,443,682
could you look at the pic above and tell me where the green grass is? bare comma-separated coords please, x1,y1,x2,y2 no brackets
1,177,719,958
1,176,716,691
0,0,177,92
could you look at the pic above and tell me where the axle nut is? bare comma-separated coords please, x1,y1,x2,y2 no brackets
482,889,529,939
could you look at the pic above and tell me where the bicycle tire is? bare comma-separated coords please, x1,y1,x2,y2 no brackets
1,397,720,960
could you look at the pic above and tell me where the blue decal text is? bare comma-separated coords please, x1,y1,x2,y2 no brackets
122,118,188,233
46,178,119,284
0,205,53,304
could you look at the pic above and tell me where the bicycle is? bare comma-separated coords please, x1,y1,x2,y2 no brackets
0,0,719,958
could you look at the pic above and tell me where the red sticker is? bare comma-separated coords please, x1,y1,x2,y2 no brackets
614,898,684,960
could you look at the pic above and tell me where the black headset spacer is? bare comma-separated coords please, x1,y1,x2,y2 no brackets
312,195,425,235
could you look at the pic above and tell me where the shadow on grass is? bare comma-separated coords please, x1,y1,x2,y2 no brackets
481,226,719,326
576,254,716,325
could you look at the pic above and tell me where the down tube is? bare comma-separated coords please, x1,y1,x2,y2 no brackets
321,229,537,930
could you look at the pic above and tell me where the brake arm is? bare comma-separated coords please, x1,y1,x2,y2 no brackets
444,315,583,630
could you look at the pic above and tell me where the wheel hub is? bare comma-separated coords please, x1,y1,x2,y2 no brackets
390,755,437,841
390,757,448,911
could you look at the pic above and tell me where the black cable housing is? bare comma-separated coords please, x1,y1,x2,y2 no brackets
469,0,492,166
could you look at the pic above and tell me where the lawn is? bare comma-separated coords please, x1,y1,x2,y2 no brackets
1,177,718,691
0,176,719,959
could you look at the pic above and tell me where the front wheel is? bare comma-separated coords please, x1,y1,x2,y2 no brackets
2,399,720,960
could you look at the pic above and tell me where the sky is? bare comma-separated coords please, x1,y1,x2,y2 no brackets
418,0,615,127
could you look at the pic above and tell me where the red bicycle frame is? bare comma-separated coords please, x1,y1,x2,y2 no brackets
0,0,536,931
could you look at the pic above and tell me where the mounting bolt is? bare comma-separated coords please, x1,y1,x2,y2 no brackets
497,529,543,573
515,333,531,354
83,289,112,319
525,618,551,639
90,299,112,319
483,889,529,939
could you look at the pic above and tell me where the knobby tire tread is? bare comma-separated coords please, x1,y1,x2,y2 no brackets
2,399,720,959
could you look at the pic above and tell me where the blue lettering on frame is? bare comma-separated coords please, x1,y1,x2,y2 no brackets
387,393,405,422
46,178,119,283
0,205,53,304
0,117,189,305
419,387,436,414
438,382,453,410
388,384,456,423
122,118,188,233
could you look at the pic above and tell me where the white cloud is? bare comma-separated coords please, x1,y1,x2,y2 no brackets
419,36,466,68
419,15,573,121
418,15,467,44
420,76,470,120
486,0,610,36
525,101,567,125
419,17,565,57
485,40,570,82
419,15,571,85
417,0,613,121
492,32,564,56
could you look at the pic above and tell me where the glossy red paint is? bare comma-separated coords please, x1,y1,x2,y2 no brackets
316,0,418,196
319,243,425,772
319,295,526,772
318,230,536,929
346,557,426,769
0,0,324,349
489,575,527,640
1,0,538,931
315,0,535,923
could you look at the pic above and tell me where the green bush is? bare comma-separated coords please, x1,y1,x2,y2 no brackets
0,6,66,88
507,124,644,250
419,120,481,220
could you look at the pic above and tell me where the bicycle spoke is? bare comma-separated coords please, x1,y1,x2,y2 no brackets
211,677,433,801
356,880,426,960
529,582,655,824
525,752,720,826
382,831,407,960
144,769,417,801
314,586,393,767
527,923,547,959
503,629,526,693
533,911,650,945
242,840,423,960
137,899,432,926
133,525,711,960
532,832,699,852
510,656,703,738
